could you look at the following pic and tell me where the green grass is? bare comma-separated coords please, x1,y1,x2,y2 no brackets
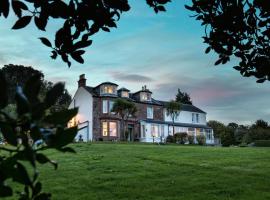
6,143,270,199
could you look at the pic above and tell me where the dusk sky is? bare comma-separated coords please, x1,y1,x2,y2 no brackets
0,1,269,125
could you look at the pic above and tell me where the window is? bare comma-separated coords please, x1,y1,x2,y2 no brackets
104,86,114,94
192,113,195,123
109,101,115,112
102,100,108,113
102,122,108,136
109,122,117,137
161,125,164,137
196,114,199,123
206,129,212,140
122,91,129,98
151,125,159,137
102,121,117,137
141,92,151,101
147,107,153,119
142,125,146,138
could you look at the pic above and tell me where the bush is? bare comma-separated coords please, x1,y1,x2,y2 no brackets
254,140,270,147
249,128,270,141
166,135,175,143
174,132,188,144
220,128,235,147
196,135,206,145
188,135,195,144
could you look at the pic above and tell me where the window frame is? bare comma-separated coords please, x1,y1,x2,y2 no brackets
147,106,154,119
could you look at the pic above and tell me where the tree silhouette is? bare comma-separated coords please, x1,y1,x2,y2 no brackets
186,0,270,83
0,0,171,67
175,89,192,105
165,100,181,136
111,98,137,141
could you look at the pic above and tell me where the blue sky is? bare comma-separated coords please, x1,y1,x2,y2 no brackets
0,0,269,125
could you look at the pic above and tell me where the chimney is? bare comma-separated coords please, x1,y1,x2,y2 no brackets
78,74,86,88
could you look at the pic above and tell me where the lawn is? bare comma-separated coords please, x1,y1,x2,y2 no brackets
5,143,270,200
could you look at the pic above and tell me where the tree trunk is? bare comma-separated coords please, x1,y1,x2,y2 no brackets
172,118,175,136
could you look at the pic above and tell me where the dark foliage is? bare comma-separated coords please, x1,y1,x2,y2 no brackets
0,72,78,199
175,89,192,105
0,64,72,111
174,132,188,144
254,140,270,147
220,127,235,147
196,135,206,145
186,0,270,82
251,119,268,129
0,0,171,67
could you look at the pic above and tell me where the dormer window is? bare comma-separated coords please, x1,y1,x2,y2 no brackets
100,83,117,95
140,92,151,101
121,91,129,98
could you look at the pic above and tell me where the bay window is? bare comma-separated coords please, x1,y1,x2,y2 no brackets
102,121,117,137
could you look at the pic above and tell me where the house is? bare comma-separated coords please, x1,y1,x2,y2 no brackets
68,74,214,144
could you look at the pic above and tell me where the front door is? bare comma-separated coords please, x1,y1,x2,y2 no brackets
127,124,134,141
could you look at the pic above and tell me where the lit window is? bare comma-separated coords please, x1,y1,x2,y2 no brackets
141,92,151,101
147,107,153,119
103,85,114,94
109,122,117,137
102,100,108,113
151,125,159,137
102,122,108,136
122,91,129,98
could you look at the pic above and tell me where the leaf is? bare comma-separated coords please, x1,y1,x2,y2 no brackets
33,182,42,197
205,47,211,54
13,162,32,186
49,126,78,148
0,71,8,109
0,123,17,146
0,0,10,18
12,0,28,18
44,108,78,125
0,185,13,197
101,27,110,32
35,16,47,31
12,16,32,29
185,5,195,11
44,82,65,108
256,78,265,83
36,153,58,169
73,40,92,50
39,37,52,47
71,50,85,64
214,58,222,66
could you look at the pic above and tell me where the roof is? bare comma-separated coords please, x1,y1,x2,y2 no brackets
82,84,206,114
141,119,212,129
133,89,152,94
118,87,130,92
158,101,206,114
94,82,118,88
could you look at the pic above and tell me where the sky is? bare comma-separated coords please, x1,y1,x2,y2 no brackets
0,0,269,125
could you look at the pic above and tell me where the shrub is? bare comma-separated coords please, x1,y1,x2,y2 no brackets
174,132,188,144
254,140,270,147
166,135,175,143
196,135,206,145
220,128,235,147
188,135,195,144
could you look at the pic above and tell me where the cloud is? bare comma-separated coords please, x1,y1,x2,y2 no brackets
111,72,154,82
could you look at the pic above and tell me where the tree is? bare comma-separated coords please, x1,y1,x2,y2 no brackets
175,89,192,105
207,120,226,138
186,0,270,83
0,72,78,199
166,100,181,136
0,64,72,112
251,119,269,129
227,122,239,130
111,98,137,141
0,0,171,67
220,127,235,147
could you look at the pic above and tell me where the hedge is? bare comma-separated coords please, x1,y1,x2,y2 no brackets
254,140,270,147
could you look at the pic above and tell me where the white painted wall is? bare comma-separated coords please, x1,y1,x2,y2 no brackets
69,87,93,141
164,109,206,125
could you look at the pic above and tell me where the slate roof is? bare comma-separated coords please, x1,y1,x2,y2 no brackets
141,119,211,129
83,83,206,114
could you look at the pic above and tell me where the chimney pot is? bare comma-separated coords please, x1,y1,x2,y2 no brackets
78,74,86,88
